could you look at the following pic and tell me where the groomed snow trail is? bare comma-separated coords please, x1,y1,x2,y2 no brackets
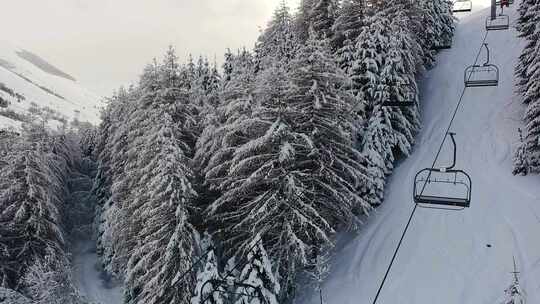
67,160,123,304
72,240,123,304
299,1,540,303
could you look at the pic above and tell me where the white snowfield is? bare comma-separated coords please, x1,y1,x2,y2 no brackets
299,1,540,304
72,240,123,304
0,40,102,128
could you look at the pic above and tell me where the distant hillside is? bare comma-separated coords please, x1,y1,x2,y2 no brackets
0,41,102,130
16,49,77,81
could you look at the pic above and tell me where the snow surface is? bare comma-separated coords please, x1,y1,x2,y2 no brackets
71,240,123,304
0,40,102,128
298,1,540,303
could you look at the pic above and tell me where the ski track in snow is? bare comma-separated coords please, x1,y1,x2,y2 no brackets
72,240,123,304
298,1,540,303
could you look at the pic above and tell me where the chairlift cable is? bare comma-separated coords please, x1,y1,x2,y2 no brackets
371,29,490,304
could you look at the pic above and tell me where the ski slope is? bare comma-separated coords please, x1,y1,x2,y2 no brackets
299,1,540,303
72,240,123,304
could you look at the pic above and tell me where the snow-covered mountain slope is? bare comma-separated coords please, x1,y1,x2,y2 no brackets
299,1,540,303
0,41,102,129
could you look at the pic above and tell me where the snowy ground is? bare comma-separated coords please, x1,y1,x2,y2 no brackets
299,1,540,303
71,240,123,304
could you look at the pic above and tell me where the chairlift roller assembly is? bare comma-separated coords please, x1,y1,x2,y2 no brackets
452,0,472,12
413,132,472,210
486,0,510,31
464,43,499,87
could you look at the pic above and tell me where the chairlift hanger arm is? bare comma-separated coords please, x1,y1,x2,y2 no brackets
483,43,490,65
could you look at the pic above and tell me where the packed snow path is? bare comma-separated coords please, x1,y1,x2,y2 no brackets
67,159,123,304
299,1,540,303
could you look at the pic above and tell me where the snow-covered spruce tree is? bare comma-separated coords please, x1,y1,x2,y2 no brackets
418,0,455,54
350,10,421,205
206,39,371,298
501,274,525,304
310,0,339,40
515,0,540,100
294,0,316,43
194,50,256,193
191,248,226,304
332,0,366,71
255,1,297,70
234,236,280,304
294,0,339,42
517,0,538,32
96,88,139,277
122,49,198,304
513,128,529,175
519,45,540,173
0,126,82,302
374,0,427,70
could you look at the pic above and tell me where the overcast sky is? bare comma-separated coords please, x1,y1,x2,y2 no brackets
1,0,300,96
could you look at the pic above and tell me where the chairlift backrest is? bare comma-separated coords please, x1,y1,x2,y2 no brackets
453,0,472,12
486,0,510,30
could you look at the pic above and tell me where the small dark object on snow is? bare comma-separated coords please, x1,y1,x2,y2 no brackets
486,244,492,248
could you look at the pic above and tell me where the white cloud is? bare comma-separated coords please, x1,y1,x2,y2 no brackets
1,0,300,95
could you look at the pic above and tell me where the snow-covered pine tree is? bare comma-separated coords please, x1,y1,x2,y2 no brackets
350,10,421,205
255,1,296,70
515,0,540,100
310,0,339,40
418,0,455,54
517,0,538,32
513,128,529,175
375,0,427,70
500,259,526,304
294,0,316,43
123,50,198,304
332,0,366,71
0,126,75,300
194,50,256,193
191,248,226,304
234,236,280,304
203,38,370,297
519,44,540,173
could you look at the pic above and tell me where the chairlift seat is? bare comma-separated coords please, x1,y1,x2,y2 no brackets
413,168,472,209
486,14,510,31
464,64,499,87
414,195,470,208
453,0,472,12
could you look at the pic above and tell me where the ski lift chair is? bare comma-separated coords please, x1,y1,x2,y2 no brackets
486,2,510,31
413,133,472,210
486,14,510,30
464,43,499,87
453,0,472,12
